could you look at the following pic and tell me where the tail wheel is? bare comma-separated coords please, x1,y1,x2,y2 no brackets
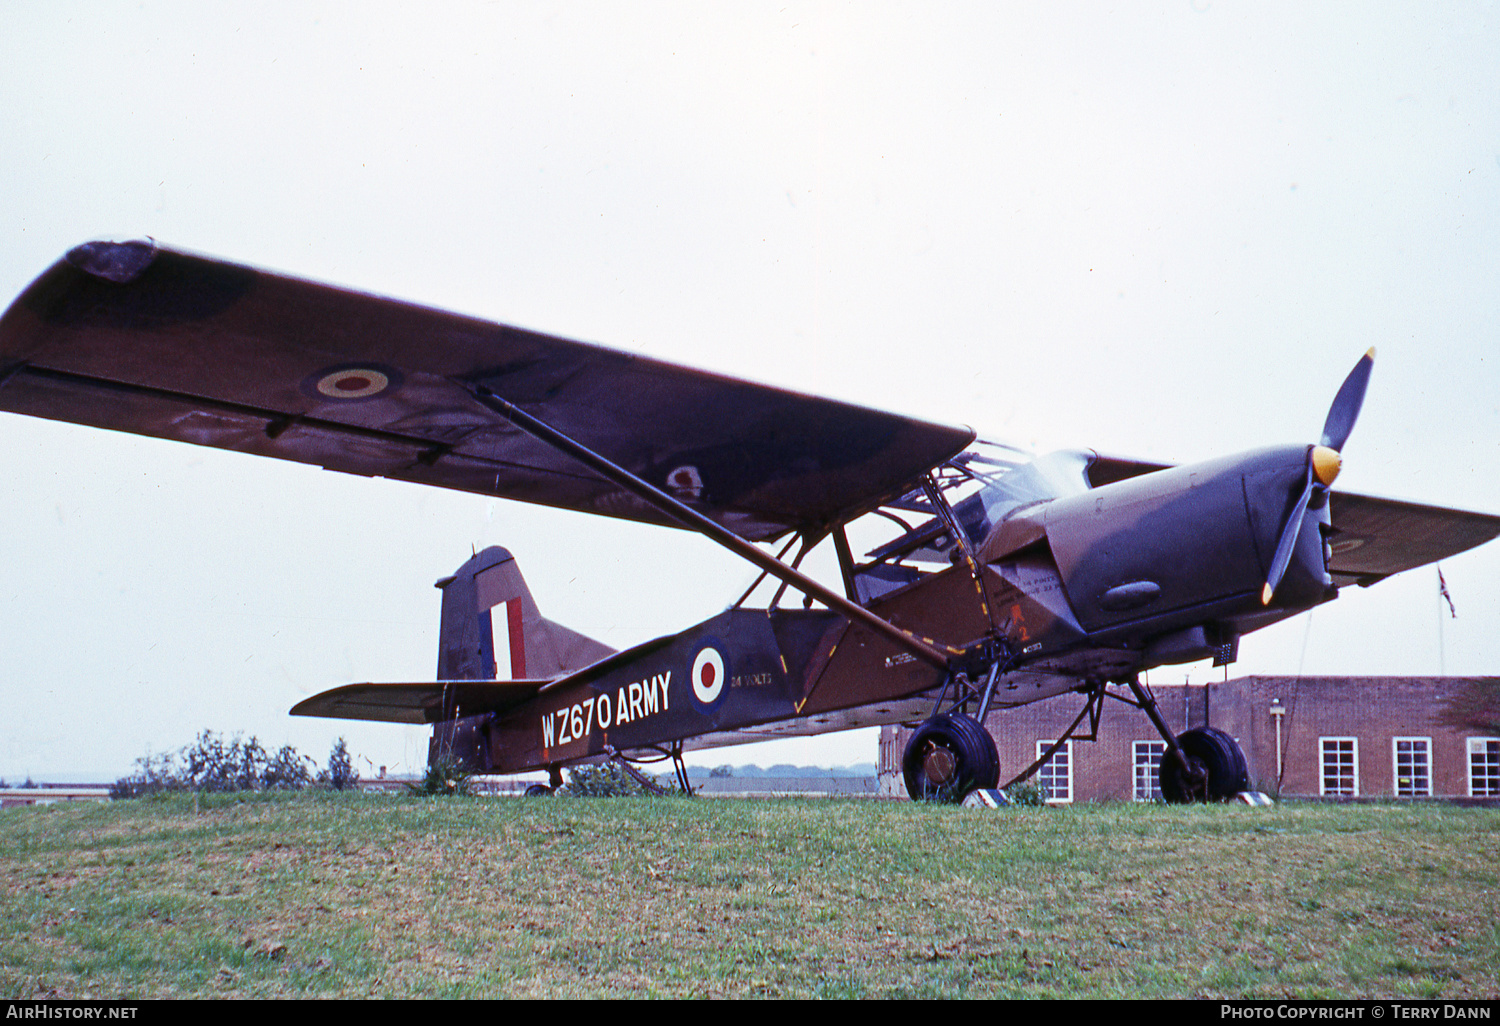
1160,727,1250,803
902,713,1000,803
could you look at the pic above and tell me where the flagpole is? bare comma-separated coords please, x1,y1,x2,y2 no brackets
1438,565,1445,676
1436,565,1456,675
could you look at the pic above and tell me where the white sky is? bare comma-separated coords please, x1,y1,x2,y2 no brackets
2,2,1497,781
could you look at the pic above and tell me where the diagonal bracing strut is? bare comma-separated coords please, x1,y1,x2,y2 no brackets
458,382,956,671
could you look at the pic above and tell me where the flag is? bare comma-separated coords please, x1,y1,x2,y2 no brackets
1438,566,1457,619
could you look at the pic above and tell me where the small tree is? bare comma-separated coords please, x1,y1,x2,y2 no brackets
318,738,358,791
264,745,313,790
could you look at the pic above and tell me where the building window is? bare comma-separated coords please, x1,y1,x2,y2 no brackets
1469,738,1500,798
1133,741,1165,801
1320,737,1359,797
1392,737,1431,798
1036,740,1073,803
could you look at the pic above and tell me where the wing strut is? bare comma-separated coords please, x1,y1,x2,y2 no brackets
459,382,956,671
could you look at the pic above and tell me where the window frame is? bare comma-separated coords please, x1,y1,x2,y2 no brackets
1391,736,1432,798
1133,740,1165,802
1035,739,1074,804
1468,737,1500,798
1320,736,1359,797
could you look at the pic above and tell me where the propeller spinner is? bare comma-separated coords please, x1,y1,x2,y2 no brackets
1261,348,1376,605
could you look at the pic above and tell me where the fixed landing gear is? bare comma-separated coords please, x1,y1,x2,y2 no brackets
523,765,566,796
1124,678,1251,804
902,712,1000,803
896,677,1251,805
1159,726,1250,803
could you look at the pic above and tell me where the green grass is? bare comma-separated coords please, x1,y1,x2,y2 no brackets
1,794,1495,998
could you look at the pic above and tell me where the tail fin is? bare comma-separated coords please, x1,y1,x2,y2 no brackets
429,546,614,772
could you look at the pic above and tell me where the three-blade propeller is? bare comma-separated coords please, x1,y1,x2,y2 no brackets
1261,348,1376,605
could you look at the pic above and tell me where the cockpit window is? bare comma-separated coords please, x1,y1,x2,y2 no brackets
849,442,1096,600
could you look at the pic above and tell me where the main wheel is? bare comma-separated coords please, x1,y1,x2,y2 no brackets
902,713,1000,803
523,783,553,797
1159,726,1250,803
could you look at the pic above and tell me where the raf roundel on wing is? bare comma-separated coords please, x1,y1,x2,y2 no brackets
301,363,404,402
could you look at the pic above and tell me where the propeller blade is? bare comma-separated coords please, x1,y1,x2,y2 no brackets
1262,460,1317,605
1319,347,1376,451
1267,349,1375,603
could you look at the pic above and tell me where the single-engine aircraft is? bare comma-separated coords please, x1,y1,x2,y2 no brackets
3,240,1498,802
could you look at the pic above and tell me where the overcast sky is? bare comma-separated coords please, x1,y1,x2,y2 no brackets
2,2,1497,781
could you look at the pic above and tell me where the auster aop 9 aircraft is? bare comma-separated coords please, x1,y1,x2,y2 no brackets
3,241,1498,801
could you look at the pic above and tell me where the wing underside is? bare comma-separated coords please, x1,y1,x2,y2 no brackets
0,241,974,541
665,696,940,756
1326,492,1500,586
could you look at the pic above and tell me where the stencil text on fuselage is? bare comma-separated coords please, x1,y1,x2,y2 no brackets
540,672,672,748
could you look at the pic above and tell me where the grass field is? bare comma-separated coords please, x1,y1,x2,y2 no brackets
1,792,1496,999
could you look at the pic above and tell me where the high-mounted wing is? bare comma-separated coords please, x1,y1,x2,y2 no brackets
1325,493,1500,587
0,241,975,541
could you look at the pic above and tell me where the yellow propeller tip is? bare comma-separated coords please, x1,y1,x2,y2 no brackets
1365,346,1377,360
1261,583,1274,606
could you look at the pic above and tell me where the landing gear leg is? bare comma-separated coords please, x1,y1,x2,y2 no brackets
1159,727,1251,803
1126,678,1249,802
524,764,565,797
670,742,692,794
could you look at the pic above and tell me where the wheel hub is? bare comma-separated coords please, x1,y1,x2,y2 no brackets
922,745,957,785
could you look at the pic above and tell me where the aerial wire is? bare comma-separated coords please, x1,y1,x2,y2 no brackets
1295,606,1314,677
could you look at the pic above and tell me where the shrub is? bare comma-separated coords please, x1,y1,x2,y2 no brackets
184,731,268,792
562,762,653,797
1004,779,1048,807
406,751,474,796
111,731,357,798
110,751,187,799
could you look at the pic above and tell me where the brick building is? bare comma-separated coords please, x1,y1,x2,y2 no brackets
877,676,1500,802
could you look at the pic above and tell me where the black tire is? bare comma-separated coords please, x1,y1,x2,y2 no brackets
902,713,1000,802
1159,726,1250,803
523,783,553,797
